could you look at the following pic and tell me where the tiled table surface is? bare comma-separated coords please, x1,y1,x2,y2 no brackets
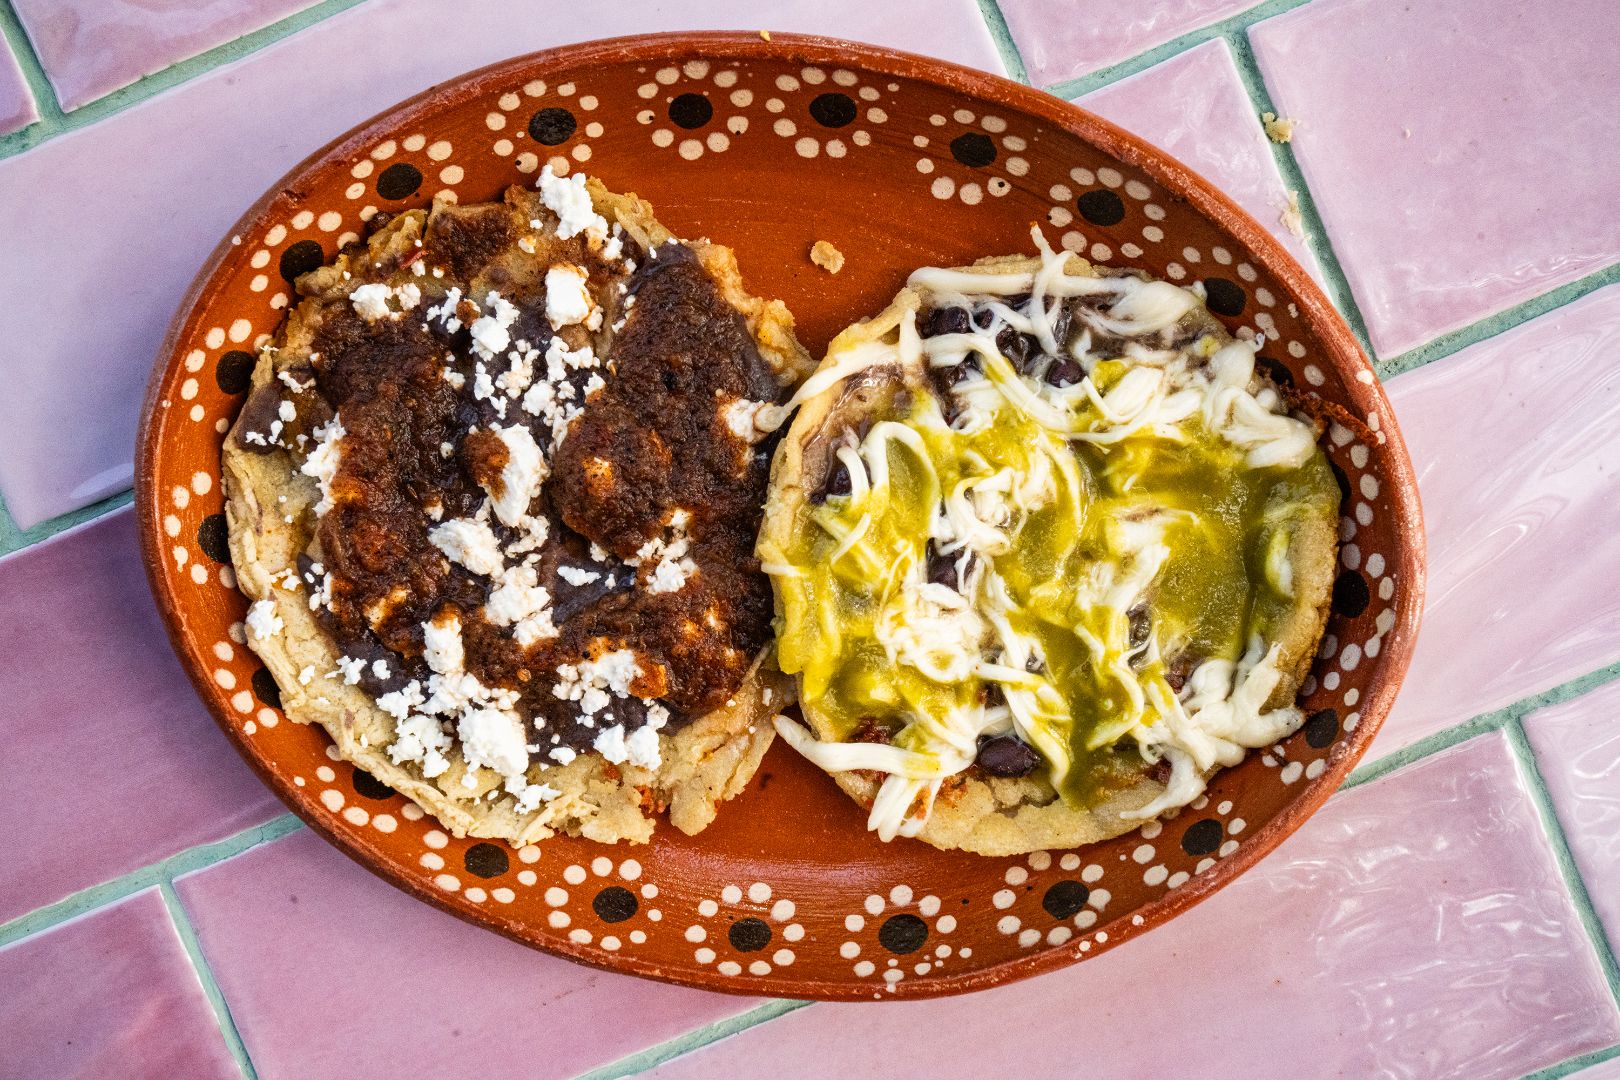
0,0,1616,1076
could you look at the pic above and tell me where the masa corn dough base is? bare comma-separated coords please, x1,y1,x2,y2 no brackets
761,254,1337,856
225,180,807,846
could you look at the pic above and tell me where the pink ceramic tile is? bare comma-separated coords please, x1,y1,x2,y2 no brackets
1574,1055,1620,1080
1079,39,1320,279
0,888,238,1080
0,508,282,923
1249,0,1620,358
999,0,1257,86
653,733,1620,1080
11,0,320,112
1372,286,1620,755
0,0,1002,529
176,828,755,1078
0,39,37,136
1526,678,1620,956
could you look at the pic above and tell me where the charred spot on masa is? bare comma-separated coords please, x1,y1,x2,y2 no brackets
424,203,518,281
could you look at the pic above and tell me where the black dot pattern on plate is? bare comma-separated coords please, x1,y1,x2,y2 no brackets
1076,188,1125,226
949,131,996,168
1203,277,1247,317
374,162,423,201
728,917,771,953
1182,818,1224,856
878,914,928,954
278,239,324,284
352,769,396,801
667,93,712,129
1332,570,1371,619
592,886,638,923
1041,880,1090,920
1255,355,1294,388
250,667,281,710
529,107,577,145
196,514,229,563
809,91,857,128
215,350,254,394
1304,708,1340,749
463,843,509,879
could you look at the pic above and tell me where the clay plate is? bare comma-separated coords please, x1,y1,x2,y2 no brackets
135,32,1425,1000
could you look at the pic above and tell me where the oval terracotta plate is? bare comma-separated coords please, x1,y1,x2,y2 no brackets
136,32,1424,1000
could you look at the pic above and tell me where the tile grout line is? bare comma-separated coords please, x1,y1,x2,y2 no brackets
0,0,373,161
974,0,1029,84
1222,30,1378,363
1506,718,1620,1080
0,488,133,559
1043,0,1314,99
1525,1044,1620,1080
160,881,261,1080
1343,656,1620,791
1506,717,1620,1004
0,0,65,122
574,1000,814,1080
0,813,302,950
1377,262,1620,380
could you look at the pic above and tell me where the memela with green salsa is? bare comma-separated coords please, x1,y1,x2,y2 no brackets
760,232,1340,856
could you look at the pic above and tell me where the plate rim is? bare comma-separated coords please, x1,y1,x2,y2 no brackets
133,29,1427,1001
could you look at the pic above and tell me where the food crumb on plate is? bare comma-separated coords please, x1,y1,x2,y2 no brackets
1261,111,1295,143
1279,190,1304,238
810,240,845,274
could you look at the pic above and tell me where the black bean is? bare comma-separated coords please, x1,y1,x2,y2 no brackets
976,734,1041,777
921,306,971,338
926,545,960,589
820,462,852,501
1046,358,1083,386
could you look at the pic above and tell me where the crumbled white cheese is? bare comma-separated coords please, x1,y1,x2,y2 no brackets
624,723,662,769
553,648,642,716
593,724,629,764
278,369,312,394
330,656,365,685
722,398,785,444
422,613,466,676
376,680,426,720
536,165,609,241
486,425,547,527
371,659,390,681
245,599,282,641
457,707,530,778
425,286,465,332
428,516,505,578
545,264,594,330
631,513,697,594
395,282,421,310
300,415,345,516
484,563,558,648
506,774,561,813
549,745,578,766
349,282,394,321
388,712,452,777
557,565,600,587
469,292,520,360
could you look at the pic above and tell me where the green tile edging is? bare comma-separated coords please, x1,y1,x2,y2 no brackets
0,0,1617,1077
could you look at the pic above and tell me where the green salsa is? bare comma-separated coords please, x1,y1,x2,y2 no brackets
766,357,1339,807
